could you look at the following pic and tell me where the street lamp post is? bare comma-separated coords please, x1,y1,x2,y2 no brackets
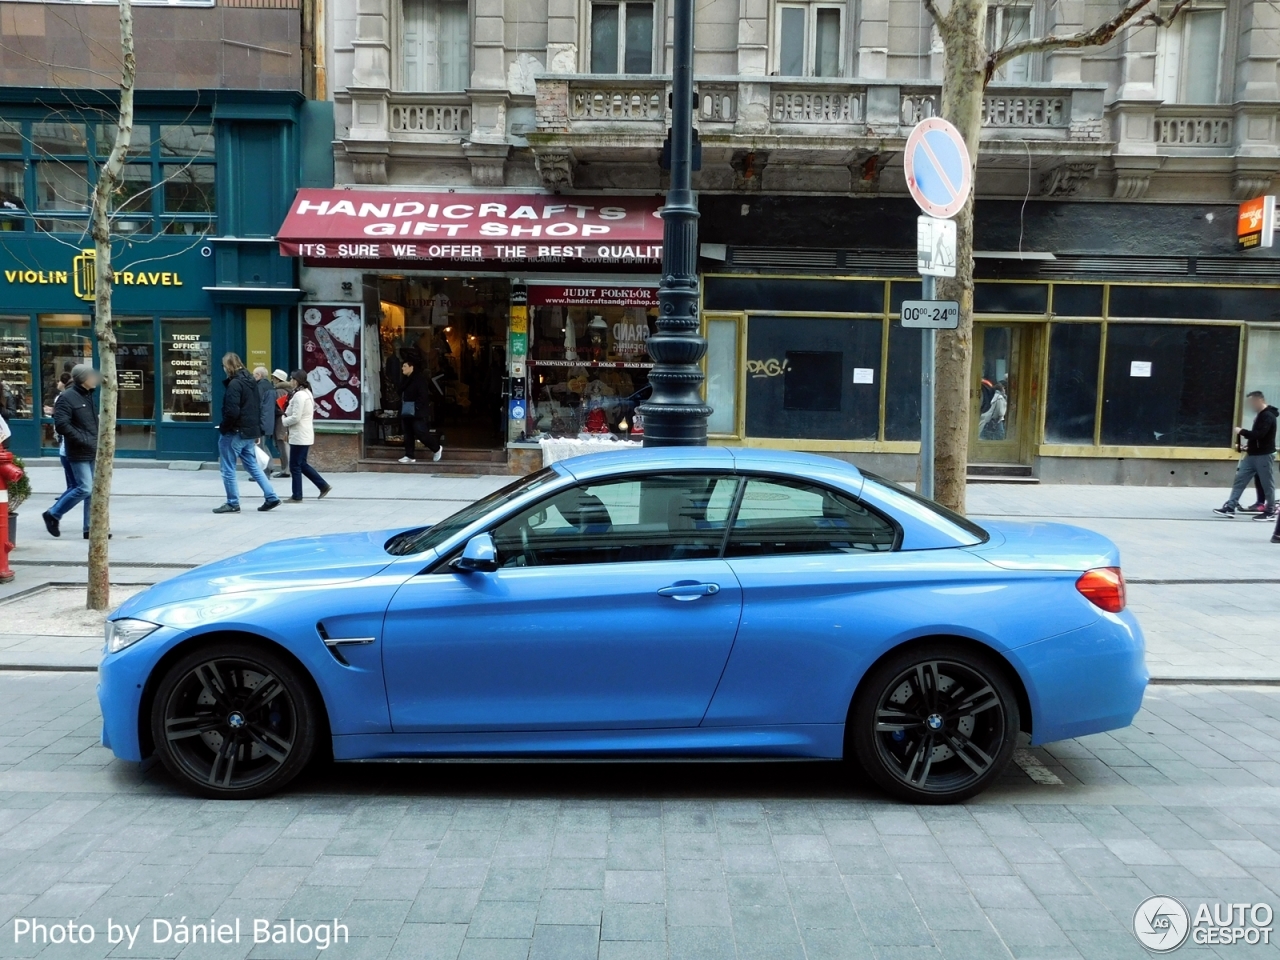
638,0,709,447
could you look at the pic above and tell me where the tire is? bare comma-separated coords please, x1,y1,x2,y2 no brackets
850,642,1019,804
150,641,318,800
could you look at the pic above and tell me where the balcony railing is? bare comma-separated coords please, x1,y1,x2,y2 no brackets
388,95,472,136
1154,110,1233,146
535,76,1105,143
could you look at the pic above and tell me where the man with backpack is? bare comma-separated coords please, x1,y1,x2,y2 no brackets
213,354,281,514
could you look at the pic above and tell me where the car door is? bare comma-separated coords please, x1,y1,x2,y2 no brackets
382,472,744,732
704,475,992,731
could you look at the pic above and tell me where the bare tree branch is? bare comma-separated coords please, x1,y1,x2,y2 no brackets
921,0,946,27
987,0,1194,81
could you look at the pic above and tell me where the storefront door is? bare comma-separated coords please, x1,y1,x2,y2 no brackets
969,322,1037,464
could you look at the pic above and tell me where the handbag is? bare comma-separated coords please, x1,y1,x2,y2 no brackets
401,401,416,416
254,443,271,472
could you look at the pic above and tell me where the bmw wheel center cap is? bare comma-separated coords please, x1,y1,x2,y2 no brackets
228,711,246,729
926,714,944,731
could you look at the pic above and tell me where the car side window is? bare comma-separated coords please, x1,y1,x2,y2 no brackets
725,477,897,557
491,473,741,568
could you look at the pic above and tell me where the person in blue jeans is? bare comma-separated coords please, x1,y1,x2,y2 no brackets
213,352,281,514
43,365,100,539
281,370,332,502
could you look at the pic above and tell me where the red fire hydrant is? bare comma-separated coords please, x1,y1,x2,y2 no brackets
0,449,23,584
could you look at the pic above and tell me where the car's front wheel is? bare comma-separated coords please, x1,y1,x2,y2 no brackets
150,641,318,799
851,643,1019,803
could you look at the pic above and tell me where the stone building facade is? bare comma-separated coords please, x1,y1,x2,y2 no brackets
290,0,1280,482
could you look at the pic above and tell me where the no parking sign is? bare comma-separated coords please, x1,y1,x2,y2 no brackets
904,117,972,219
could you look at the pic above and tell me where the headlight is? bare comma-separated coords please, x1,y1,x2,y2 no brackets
105,618,160,654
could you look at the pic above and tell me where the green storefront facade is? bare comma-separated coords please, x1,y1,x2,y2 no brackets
0,89,333,460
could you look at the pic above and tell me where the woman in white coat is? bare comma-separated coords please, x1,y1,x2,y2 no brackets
281,370,332,501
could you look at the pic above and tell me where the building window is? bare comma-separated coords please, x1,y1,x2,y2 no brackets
986,2,1034,82
402,0,471,91
1157,5,1225,103
589,1,654,74
775,2,843,77
0,117,215,236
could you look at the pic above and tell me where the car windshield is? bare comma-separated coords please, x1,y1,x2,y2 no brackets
860,471,990,544
385,467,561,556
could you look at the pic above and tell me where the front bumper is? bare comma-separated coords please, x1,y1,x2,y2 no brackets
96,625,181,762
1012,610,1148,745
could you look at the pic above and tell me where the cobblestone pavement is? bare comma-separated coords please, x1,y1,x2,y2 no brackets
1,674,1279,960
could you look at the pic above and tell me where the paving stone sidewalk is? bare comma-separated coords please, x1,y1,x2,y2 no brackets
2,463,1277,679
1,674,1279,960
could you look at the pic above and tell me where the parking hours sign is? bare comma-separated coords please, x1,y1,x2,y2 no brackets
904,117,972,220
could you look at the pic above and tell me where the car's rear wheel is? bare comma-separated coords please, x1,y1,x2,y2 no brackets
150,641,317,799
851,643,1018,804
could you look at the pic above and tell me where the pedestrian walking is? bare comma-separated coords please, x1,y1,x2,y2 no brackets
42,364,99,539
398,357,443,463
251,365,282,474
281,370,332,502
1213,390,1276,520
270,369,292,478
213,353,281,514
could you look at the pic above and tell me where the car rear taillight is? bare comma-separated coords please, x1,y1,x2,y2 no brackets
1076,566,1126,613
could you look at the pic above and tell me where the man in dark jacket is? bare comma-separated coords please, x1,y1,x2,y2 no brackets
43,364,99,538
1214,390,1277,520
213,352,280,514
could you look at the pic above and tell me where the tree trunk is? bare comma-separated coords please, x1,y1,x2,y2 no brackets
932,0,987,515
86,0,136,612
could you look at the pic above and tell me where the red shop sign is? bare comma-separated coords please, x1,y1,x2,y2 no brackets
528,285,659,307
277,190,665,265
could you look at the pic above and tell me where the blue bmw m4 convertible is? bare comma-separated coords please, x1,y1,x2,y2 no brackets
98,448,1147,803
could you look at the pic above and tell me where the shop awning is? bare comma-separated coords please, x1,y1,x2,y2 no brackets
276,190,664,267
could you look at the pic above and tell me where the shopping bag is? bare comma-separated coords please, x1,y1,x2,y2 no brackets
254,443,271,472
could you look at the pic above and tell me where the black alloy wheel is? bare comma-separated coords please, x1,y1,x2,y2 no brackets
151,642,317,799
851,643,1018,803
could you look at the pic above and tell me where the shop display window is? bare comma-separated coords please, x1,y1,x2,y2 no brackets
1052,284,1104,318
1044,322,1101,444
115,320,157,450
0,317,33,419
525,295,657,439
705,277,883,314
38,314,92,448
973,283,1048,315
704,318,739,436
1100,322,1239,447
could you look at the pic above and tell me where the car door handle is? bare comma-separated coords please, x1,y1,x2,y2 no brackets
657,582,721,601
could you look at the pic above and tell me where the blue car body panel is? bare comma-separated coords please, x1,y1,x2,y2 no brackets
97,448,1147,767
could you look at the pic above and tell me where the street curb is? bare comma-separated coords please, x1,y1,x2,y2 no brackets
0,664,97,672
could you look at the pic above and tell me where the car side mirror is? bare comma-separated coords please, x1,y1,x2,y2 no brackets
452,533,498,573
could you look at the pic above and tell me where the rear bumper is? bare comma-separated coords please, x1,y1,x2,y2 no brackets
1012,611,1148,745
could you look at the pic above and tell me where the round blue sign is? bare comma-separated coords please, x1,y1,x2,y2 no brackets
903,118,972,220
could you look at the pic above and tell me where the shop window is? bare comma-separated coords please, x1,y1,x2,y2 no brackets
1052,284,1103,318
1244,328,1280,418
161,319,213,423
491,473,739,566
775,2,843,77
973,282,1047,315
525,289,657,439
1108,285,1280,323
744,316,881,441
1044,322,1101,444
0,317,33,419
589,1,654,74
0,118,215,235
38,314,92,449
986,2,1035,82
115,320,157,447
705,318,739,436
1100,322,1239,447
402,0,471,91
725,477,896,557
1157,5,1225,104
884,320,922,442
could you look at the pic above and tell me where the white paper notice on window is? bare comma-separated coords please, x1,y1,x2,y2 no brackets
853,368,875,384
1130,361,1152,378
